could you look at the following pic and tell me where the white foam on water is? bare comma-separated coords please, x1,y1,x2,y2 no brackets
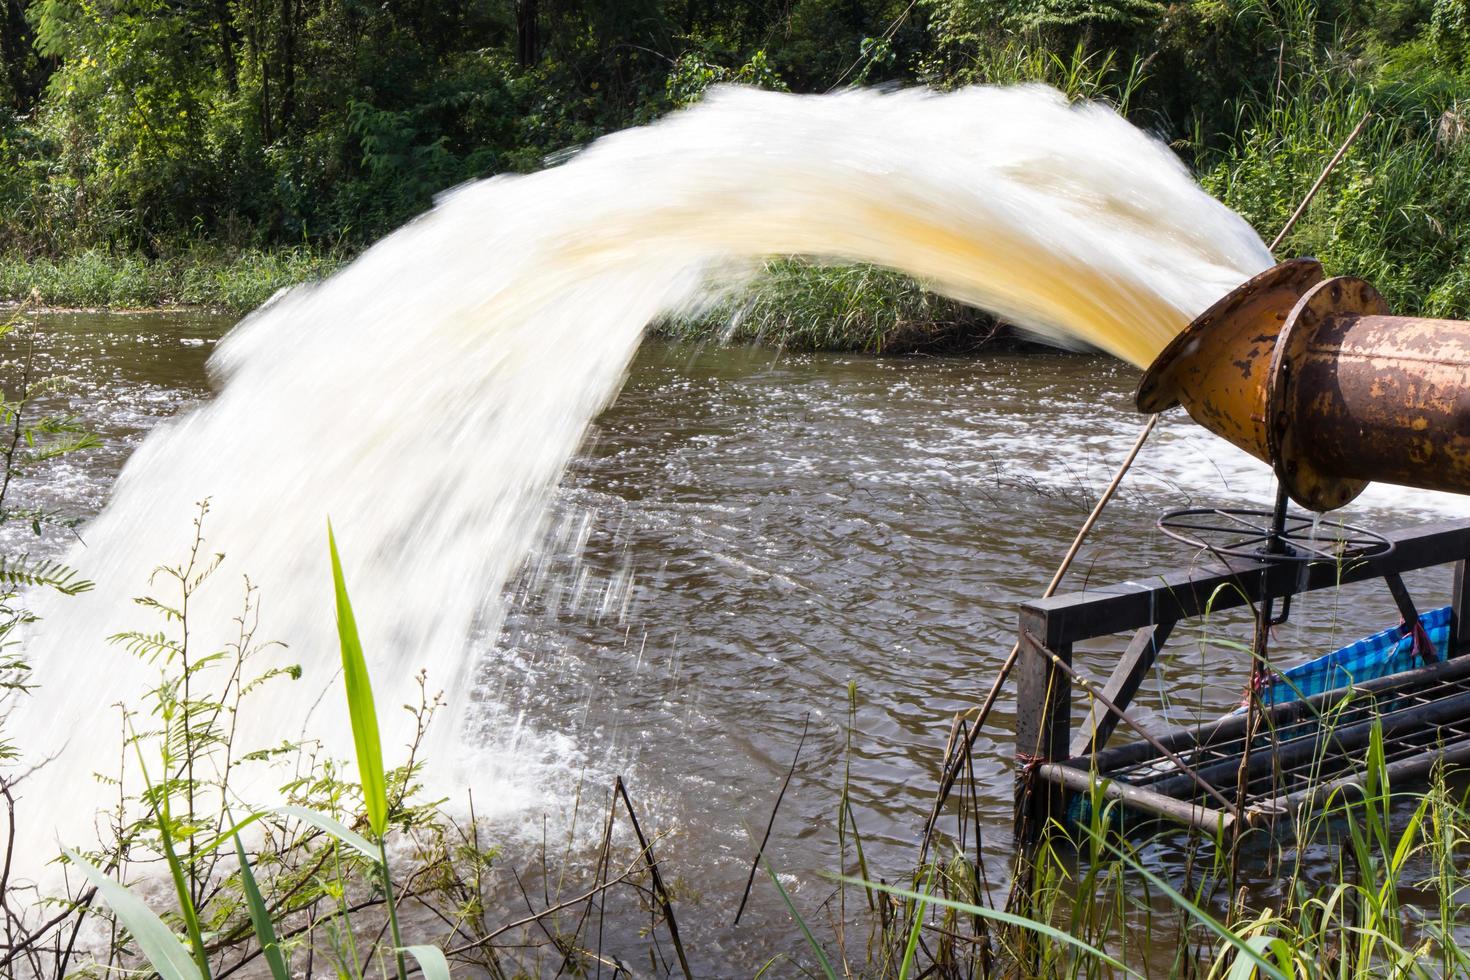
4,84,1274,876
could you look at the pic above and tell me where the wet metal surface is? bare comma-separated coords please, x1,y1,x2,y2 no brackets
1284,302,1470,504
1140,261,1470,512
1135,257,1323,459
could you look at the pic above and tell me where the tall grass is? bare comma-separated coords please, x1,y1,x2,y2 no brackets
841,725,1470,978
6,493,1470,976
0,247,344,312
661,259,1006,354
1198,3,1470,319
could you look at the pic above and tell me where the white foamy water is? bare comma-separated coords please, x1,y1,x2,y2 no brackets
5,84,1274,869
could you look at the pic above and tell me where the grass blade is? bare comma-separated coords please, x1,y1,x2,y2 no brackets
193,812,266,860
764,859,838,980
896,871,929,980
327,525,408,980
131,737,211,978
401,944,453,980
62,847,203,980
843,876,1141,977
274,804,379,860
234,833,290,980
328,521,389,837
157,818,213,980
1225,929,1292,980
1095,841,1289,980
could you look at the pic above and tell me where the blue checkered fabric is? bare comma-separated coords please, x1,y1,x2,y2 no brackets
1257,605,1452,707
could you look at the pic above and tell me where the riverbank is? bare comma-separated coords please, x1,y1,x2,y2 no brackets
662,259,1016,353
3,250,1028,352
0,248,346,313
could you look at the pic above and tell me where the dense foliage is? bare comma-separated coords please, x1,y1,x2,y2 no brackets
1,0,1468,320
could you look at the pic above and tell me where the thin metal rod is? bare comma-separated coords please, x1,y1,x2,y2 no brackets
1267,113,1371,253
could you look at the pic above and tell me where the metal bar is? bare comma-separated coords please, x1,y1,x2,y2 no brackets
1013,606,1071,839
1383,571,1421,629
1023,521,1470,649
1020,631,1243,820
1248,722,1465,798
1081,651,1470,774
1014,611,1071,764
1222,678,1469,783
1037,763,1235,834
1070,621,1175,759
1274,734,1470,811
1144,686,1470,800
1216,511,1274,534
1169,689,1470,798
1453,560,1470,658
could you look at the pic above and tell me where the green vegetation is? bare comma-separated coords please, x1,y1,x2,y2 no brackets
4,0,1470,970
859,718,1470,978
662,260,1006,353
0,247,343,310
2,0,1468,335
1195,0,1470,319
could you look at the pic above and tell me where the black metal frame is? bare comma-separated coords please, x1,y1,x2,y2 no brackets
1013,519,1470,842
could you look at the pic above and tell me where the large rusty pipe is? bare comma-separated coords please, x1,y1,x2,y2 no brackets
1137,259,1470,512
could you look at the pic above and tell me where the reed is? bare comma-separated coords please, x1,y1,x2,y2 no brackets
0,247,344,312
659,259,1007,354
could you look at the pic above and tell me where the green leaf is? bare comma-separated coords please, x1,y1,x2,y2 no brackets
328,522,389,838
1096,841,1289,980
841,876,1141,977
0,555,93,594
131,735,211,979
401,944,452,980
274,804,379,861
896,871,929,980
234,834,290,980
157,813,212,980
765,860,838,980
1226,932,1293,980
62,848,203,980
193,812,267,861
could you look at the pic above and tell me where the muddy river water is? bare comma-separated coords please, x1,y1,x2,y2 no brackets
13,310,1470,974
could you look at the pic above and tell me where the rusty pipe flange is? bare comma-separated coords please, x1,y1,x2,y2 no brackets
1136,258,1323,414
1135,259,1324,469
1266,276,1389,511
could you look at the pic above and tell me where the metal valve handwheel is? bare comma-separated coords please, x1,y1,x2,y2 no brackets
1158,506,1393,564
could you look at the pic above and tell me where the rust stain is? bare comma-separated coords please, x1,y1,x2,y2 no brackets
1137,261,1470,509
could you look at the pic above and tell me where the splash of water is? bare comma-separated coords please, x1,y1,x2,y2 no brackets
7,84,1273,866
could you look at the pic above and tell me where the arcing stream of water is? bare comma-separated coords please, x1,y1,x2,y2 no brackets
7,84,1275,892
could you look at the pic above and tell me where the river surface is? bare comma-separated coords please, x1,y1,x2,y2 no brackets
12,309,1470,975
